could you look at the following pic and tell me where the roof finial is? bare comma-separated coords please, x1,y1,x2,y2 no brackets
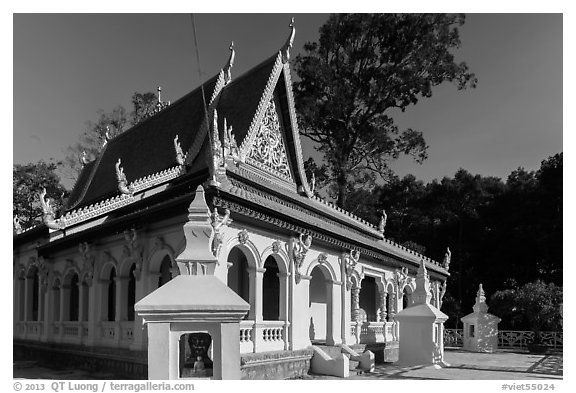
157,86,162,104
224,41,235,84
281,17,295,64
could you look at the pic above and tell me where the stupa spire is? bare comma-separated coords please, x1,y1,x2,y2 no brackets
473,283,489,313
411,259,432,305
224,41,235,84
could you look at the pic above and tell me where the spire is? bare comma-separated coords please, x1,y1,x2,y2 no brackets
473,283,489,313
224,41,235,84
412,259,432,305
281,17,295,63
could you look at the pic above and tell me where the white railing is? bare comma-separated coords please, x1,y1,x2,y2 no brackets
444,329,563,350
120,321,134,343
101,322,117,341
240,320,255,354
359,322,386,344
258,321,288,352
61,322,82,342
27,321,44,338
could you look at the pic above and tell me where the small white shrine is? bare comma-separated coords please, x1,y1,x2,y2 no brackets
461,284,501,353
395,259,448,367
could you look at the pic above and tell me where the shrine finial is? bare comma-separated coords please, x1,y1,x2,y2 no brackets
281,17,295,63
224,41,235,84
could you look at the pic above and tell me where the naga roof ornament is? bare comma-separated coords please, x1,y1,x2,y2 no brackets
39,188,64,230
174,135,185,166
281,18,295,64
115,158,134,195
223,41,235,84
79,151,89,167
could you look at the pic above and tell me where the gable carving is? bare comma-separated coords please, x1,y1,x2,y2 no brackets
247,99,292,181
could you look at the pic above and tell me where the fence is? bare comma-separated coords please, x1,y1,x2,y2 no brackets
444,329,563,350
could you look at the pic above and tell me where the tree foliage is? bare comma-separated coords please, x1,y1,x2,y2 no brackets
491,281,562,333
294,13,477,208
13,160,69,229
351,153,562,327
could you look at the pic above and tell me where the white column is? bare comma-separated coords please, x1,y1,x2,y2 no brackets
327,279,342,346
342,283,352,345
41,285,50,342
278,272,290,350
351,286,361,344
85,281,99,346
251,267,265,352
291,274,311,350
131,274,147,351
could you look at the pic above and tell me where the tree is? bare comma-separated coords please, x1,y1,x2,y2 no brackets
13,160,69,230
491,281,562,336
130,91,160,126
294,13,477,208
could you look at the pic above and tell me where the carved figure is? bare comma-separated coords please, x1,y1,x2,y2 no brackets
39,188,64,230
344,250,360,290
272,240,282,254
115,158,134,195
80,151,89,166
378,210,387,234
439,281,447,308
289,233,312,283
13,215,22,234
174,135,185,166
443,247,451,270
210,208,231,257
101,126,111,148
238,229,249,245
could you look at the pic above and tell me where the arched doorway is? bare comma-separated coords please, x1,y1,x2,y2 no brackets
402,286,413,310
106,267,116,322
64,272,80,321
309,265,333,344
359,276,378,322
262,256,280,321
127,264,136,321
26,266,40,321
227,247,250,305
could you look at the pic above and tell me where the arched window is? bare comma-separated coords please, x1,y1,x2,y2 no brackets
127,264,136,321
158,256,173,288
107,268,116,322
263,256,280,321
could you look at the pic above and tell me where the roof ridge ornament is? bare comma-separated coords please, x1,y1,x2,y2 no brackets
443,247,451,270
378,210,387,235
13,215,22,234
101,126,111,148
174,135,185,166
39,188,64,230
79,151,89,167
224,41,235,84
281,17,295,64
115,158,134,195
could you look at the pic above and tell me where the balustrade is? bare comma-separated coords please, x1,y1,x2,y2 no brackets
444,329,563,350
239,320,255,354
359,321,386,344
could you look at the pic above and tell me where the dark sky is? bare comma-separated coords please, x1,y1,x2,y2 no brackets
13,13,563,186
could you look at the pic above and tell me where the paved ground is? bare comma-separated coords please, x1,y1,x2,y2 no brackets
14,348,562,380
302,348,563,380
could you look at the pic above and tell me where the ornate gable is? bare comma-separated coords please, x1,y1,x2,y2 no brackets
246,97,293,182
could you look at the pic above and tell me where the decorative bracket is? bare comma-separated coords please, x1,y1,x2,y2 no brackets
287,233,312,284
343,250,360,290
